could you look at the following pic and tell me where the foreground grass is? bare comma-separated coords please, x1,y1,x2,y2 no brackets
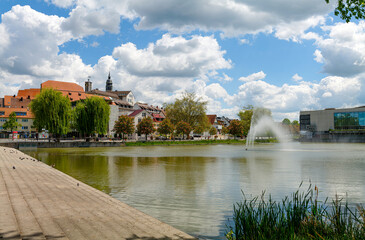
125,138,277,147
226,183,365,240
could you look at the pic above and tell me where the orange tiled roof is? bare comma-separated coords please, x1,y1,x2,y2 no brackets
39,80,106,102
0,107,34,119
59,91,107,102
206,114,217,125
17,89,41,99
152,113,164,119
41,80,84,92
3,96,14,106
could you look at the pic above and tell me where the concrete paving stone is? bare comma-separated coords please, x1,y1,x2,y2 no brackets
0,147,196,240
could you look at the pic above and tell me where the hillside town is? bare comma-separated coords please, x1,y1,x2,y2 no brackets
0,74,232,140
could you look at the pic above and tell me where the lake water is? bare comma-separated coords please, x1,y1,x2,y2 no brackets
23,143,365,239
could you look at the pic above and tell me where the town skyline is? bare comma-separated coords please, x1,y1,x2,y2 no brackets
0,1,364,121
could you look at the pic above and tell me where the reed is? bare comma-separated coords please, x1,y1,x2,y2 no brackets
226,183,365,240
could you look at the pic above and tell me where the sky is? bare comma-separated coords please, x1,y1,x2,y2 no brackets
0,0,364,121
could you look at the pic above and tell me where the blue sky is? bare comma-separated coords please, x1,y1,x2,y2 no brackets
0,0,364,120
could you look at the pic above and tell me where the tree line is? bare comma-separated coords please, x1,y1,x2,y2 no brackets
113,92,217,141
3,88,299,141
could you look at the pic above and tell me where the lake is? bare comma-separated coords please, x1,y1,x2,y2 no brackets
23,143,365,239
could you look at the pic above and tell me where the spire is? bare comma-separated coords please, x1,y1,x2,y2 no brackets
106,72,113,91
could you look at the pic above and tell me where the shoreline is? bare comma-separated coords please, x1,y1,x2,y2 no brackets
0,138,280,149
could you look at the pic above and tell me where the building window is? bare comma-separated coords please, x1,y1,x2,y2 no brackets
22,126,28,130
22,119,28,122
15,112,26,116
300,114,310,131
0,126,2,130
138,118,141,123
0,119,6,122
0,111,4,116
334,111,365,130
142,112,146,117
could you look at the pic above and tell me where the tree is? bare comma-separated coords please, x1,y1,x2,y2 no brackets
157,118,174,138
3,112,22,140
326,0,365,22
282,118,291,125
194,125,205,135
29,88,71,141
113,115,134,140
164,92,208,130
292,120,299,126
238,106,254,137
228,119,244,139
221,126,229,135
209,126,217,137
175,121,192,139
74,97,110,139
238,106,272,137
137,116,155,141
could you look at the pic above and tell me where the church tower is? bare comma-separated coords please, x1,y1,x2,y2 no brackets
106,72,113,92
85,76,92,92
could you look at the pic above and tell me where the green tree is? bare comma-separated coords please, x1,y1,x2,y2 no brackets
238,106,272,137
221,126,229,135
326,0,365,22
3,112,22,140
157,118,175,138
282,118,291,125
137,116,155,141
228,119,244,139
209,126,217,137
74,97,110,139
238,106,254,137
175,121,192,140
164,92,208,130
113,115,134,140
292,120,299,126
30,88,71,141
194,125,205,135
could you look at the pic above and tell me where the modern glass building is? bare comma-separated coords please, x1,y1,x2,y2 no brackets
300,106,365,132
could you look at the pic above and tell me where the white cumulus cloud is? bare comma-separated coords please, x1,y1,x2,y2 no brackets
239,71,266,82
292,73,303,82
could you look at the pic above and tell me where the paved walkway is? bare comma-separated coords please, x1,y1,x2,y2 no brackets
0,147,196,240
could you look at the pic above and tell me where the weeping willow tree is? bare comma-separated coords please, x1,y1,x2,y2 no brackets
30,88,71,141
73,97,110,139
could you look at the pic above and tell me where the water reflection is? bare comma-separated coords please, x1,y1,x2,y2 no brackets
24,143,365,239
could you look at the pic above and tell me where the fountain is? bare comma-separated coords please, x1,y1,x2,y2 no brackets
246,114,290,148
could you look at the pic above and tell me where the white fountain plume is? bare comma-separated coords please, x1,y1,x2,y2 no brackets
246,115,290,148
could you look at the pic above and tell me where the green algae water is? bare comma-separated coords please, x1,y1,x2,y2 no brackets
23,143,365,239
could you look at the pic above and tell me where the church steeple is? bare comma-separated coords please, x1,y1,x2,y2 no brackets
106,72,113,92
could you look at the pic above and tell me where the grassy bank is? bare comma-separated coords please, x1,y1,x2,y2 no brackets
124,138,278,147
226,184,365,240
125,139,244,146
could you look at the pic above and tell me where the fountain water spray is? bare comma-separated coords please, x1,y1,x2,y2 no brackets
246,113,290,148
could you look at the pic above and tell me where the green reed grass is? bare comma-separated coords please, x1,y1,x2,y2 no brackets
226,183,365,240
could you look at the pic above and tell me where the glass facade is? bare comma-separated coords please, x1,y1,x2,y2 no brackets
334,111,365,129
